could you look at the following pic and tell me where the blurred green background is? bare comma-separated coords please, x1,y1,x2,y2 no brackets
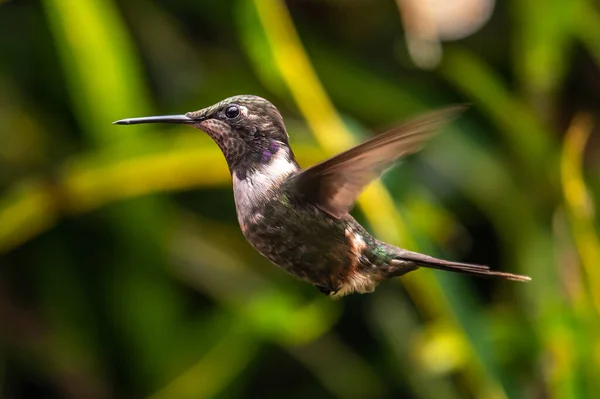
1,0,600,398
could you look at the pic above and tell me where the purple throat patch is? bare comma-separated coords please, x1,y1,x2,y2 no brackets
261,141,280,162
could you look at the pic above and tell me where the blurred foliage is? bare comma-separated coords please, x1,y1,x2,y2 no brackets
1,0,600,398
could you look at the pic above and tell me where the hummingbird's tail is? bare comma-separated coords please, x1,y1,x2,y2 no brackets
390,249,531,282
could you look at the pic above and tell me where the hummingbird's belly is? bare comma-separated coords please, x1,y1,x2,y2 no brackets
238,196,375,288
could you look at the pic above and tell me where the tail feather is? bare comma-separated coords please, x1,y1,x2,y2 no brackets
393,251,531,282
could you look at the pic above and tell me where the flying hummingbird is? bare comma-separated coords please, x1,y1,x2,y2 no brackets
114,95,531,297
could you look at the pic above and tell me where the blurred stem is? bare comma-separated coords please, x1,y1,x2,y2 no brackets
368,290,466,399
511,0,574,116
289,334,387,399
148,320,259,399
560,113,600,313
0,141,323,254
575,0,600,68
42,0,152,146
440,47,557,184
249,1,509,398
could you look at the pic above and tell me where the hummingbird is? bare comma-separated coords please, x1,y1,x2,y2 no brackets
114,95,531,297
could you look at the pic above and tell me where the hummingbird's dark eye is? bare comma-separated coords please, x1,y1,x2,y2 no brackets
225,105,240,119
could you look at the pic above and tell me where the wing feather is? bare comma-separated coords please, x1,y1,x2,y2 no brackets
289,106,466,218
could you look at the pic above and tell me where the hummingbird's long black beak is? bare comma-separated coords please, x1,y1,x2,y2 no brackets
112,115,196,125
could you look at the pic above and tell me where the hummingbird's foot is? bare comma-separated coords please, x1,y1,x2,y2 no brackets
314,284,341,297
315,285,332,295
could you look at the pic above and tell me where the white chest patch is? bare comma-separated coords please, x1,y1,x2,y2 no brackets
232,148,298,224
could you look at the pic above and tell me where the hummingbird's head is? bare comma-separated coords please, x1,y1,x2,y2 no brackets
114,95,297,179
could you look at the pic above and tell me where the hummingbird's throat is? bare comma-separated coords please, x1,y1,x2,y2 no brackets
232,148,299,223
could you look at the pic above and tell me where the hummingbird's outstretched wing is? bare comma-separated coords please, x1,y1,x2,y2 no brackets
289,106,466,219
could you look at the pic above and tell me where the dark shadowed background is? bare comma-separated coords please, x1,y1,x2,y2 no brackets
1,0,600,398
